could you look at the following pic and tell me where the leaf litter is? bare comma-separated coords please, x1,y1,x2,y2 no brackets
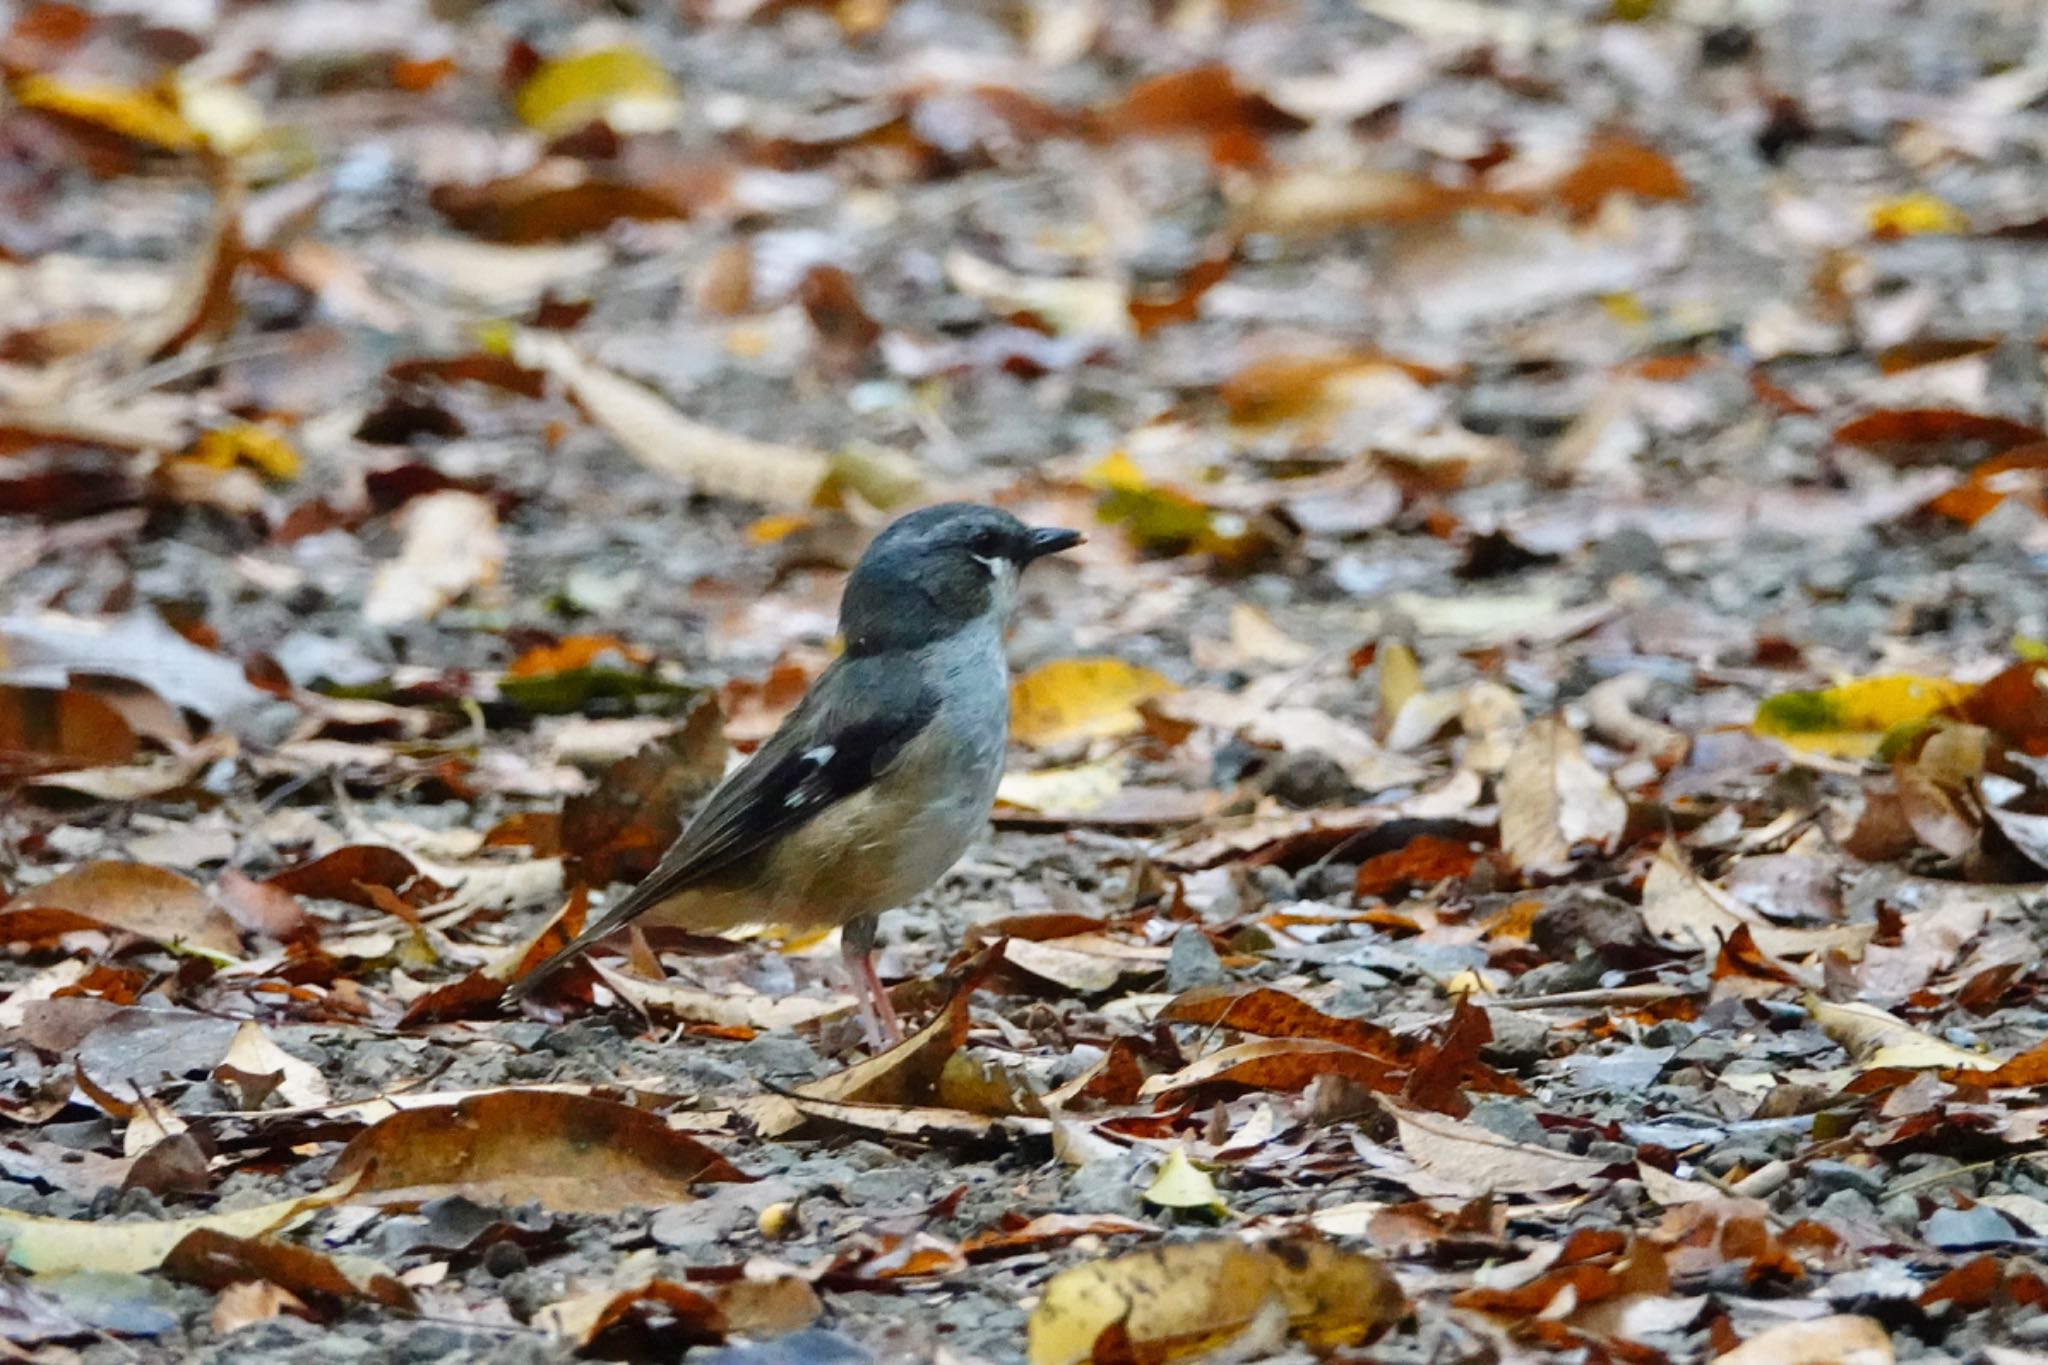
4,0,2048,1360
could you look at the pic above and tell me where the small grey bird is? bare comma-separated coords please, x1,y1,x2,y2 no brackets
506,502,1082,1046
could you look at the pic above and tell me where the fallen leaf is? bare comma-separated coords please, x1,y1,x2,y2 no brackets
1755,674,1973,758
1010,658,1177,746
1806,997,1997,1073
590,961,846,1031
162,1229,415,1318
0,862,240,960
1712,1313,1894,1364
1026,1236,1403,1365
1927,443,2048,526
1387,1102,1610,1195
1140,1038,1399,1101
210,1279,306,1334
0,684,138,772
1641,843,1872,959
515,331,828,506
945,250,1132,338
0,1183,351,1274
0,612,266,723
791,954,987,1107
213,1021,331,1110
514,45,682,137
1159,984,1414,1062
12,75,198,152
1833,409,2041,464
1499,716,1627,874
1144,1148,1224,1213
1869,193,1967,238
363,490,505,626
327,1090,749,1213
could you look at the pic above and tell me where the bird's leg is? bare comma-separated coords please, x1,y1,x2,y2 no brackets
840,913,902,1049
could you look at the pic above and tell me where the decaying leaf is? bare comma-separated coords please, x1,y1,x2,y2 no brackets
1499,716,1627,874
1027,1236,1404,1365
1641,843,1872,960
162,1229,415,1318
328,1090,749,1213
0,862,241,960
1387,1102,1611,1196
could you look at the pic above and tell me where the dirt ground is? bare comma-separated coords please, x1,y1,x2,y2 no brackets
5,0,2048,1361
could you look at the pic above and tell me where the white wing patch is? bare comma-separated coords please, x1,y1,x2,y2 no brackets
787,744,837,807
802,745,836,765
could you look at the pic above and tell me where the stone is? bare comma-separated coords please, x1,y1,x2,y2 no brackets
1807,1160,1885,1197
1923,1204,2018,1250
1164,927,1227,992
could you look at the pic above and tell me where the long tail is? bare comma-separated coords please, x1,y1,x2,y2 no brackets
500,893,647,1005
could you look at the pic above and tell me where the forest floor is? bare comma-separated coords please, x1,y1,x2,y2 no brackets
4,0,2048,1361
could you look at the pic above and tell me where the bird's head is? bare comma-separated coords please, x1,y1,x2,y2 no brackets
840,503,1082,655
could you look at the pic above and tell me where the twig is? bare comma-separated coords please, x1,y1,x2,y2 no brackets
1493,984,1691,1011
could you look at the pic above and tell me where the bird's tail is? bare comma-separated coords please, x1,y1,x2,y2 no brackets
499,898,643,1005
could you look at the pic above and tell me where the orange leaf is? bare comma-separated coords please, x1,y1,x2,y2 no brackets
1552,135,1687,218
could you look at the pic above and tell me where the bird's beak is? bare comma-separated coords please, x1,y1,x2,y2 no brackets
1024,526,1084,560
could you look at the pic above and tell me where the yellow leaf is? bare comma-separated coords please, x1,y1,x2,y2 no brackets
1,1183,352,1274
1868,193,1968,238
1375,640,1421,729
175,76,265,154
1806,996,1998,1073
1754,675,1973,758
747,514,812,544
1026,1238,1404,1365
1144,1146,1225,1212
513,46,682,138
14,76,199,151
997,760,1124,815
1011,658,1176,746
188,423,301,480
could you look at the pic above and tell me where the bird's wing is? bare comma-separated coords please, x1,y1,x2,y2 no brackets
506,656,937,1000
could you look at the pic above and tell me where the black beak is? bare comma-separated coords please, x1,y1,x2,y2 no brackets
1024,526,1084,561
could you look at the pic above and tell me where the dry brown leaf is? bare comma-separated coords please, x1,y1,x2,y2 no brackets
792,955,986,1107
0,861,241,960
1499,716,1626,874
1387,1101,1610,1196
1139,1038,1400,1101
213,1021,331,1111
1159,984,1415,1061
327,1090,749,1213
1641,843,1872,960
211,1280,306,1334
163,1229,415,1318
515,331,829,507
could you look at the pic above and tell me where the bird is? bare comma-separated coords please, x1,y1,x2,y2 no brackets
505,502,1083,1047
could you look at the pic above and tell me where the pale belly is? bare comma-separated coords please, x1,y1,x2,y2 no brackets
640,626,1009,934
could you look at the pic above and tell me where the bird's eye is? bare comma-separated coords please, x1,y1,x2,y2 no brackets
967,528,1006,558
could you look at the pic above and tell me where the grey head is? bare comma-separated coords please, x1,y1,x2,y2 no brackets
840,502,1082,655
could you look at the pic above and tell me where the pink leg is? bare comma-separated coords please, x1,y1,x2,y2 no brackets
841,915,903,1049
